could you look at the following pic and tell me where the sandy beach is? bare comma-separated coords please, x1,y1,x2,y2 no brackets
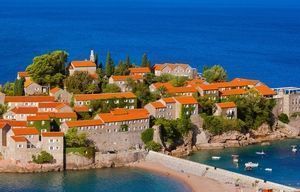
128,161,256,192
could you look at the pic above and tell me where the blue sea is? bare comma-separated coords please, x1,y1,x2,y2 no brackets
186,139,300,188
1,0,300,87
0,168,191,192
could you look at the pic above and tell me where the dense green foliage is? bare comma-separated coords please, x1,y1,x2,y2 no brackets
170,76,188,87
66,147,95,159
197,95,217,115
1,82,14,96
89,99,129,114
203,115,245,135
0,104,7,118
105,51,114,77
102,84,121,93
26,50,67,86
145,141,161,151
65,71,99,94
229,90,276,132
14,78,24,96
278,113,290,124
141,53,151,67
141,128,154,144
202,65,227,83
65,128,89,148
32,151,54,164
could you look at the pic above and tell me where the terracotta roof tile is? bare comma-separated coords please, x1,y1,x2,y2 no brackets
220,89,247,96
37,112,77,119
74,92,136,101
150,101,166,109
0,120,27,127
5,96,55,103
66,119,104,128
129,67,150,73
0,122,8,129
216,102,237,108
254,85,276,96
174,96,198,105
71,61,96,68
18,71,29,78
41,132,64,137
50,87,61,94
11,107,38,114
38,102,64,108
98,108,149,123
27,115,50,121
73,105,90,112
162,97,176,103
12,128,39,135
111,75,143,81
11,136,27,142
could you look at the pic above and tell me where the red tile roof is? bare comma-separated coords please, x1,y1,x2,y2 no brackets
150,101,166,109
18,71,29,78
0,122,8,129
111,75,143,81
66,119,104,128
41,132,64,137
153,63,190,71
5,96,55,103
73,105,90,112
98,108,149,123
254,85,276,96
12,128,39,135
129,67,151,74
74,92,136,101
27,115,50,121
50,87,61,94
37,112,77,119
197,84,220,91
38,102,65,108
168,86,197,94
0,120,27,127
11,107,38,114
71,61,96,68
174,96,198,105
162,97,176,103
216,102,237,109
11,136,27,142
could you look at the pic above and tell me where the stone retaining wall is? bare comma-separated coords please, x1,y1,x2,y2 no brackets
146,151,297,192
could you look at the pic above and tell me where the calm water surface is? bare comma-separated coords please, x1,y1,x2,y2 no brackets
186,139,300,188
0,168,191,192
1,0,300,86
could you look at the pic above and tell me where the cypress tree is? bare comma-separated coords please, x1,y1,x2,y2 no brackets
125,55,131,69
105,51,114,77
14,78,24,96
141,53,151,67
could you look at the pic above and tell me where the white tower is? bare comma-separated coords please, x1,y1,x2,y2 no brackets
90,50,96,63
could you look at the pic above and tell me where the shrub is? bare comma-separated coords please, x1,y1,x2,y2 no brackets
141,128,154,144
66,147,95,159
65,128,88,148
278,113,290,124
32,151,54,164
145,141,161,152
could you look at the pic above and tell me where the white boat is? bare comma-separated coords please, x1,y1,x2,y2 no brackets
231,155,239,163
256,150,266,155
265,168,272,172
233,158,239,163
212,156,221,160
245,162,259,168
292,145,297,153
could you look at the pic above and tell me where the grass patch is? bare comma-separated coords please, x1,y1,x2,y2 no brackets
66,147,95,159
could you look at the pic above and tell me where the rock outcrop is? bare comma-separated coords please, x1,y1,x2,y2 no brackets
0,160,62,173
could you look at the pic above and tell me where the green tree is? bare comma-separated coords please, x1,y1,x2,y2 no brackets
32,151,54,164
197,95,217,115
141,53,151,67
65,128,88,147
170,76,188,87
65,71,99,94
145,141,161,151
1,82,15,96
102,84,121,93
105,51,114,77
26,50,68,86
278,113,290,124
124,55,132,69
14,78,25,96
141,128,154,144
202,65,227,83
0,104,7,118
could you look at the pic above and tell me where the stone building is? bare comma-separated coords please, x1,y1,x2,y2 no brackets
213,102,237,119
61,108,150,152
24,79,49,96
49,87,72,103
153,63,197,79
68,60,97,76
273,87,300,117
149,82,198,96
73,92,137,109
144,96,198,119
2,96,55,109
108,75,143,92
3,107,38,121
41,132,64,164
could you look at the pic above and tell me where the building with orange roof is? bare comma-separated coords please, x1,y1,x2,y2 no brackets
145,96,198,119
0,122,10,147
61,108,150,152
38,102,73,113
74,92,137,109
3,107,38,121
49,87,72,103
129,67,151,76
220,89,248,99
24,78,49,96
69,60,97,76
214,102,237,119
254,85,276,97
108,75,143,92
153,63,197,79
17,71,30,80
41,132,64,164
149,82,198,96
3,96,55,109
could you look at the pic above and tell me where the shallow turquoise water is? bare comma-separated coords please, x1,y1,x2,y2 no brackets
186,139,300,188
0,168,191,192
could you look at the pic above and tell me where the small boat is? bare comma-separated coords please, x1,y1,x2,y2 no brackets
245,162,259,168
212,156,221,160
232,155,239,163
292,145,297,153
265,168,272,172
256,150,266,155
233,158,239,163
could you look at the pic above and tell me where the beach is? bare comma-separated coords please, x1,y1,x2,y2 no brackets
129,161,256,192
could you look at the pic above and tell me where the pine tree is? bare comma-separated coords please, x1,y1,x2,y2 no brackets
141,53,151,67
105,51,114,77
125,55,131,69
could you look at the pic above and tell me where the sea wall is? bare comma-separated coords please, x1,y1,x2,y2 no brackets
146,151,297,192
